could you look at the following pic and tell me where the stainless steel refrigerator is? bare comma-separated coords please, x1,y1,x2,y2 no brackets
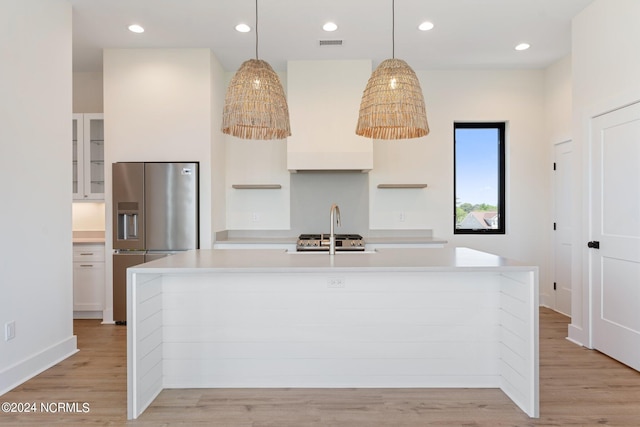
112,162,199,323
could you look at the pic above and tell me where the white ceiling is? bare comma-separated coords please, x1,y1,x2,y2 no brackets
69,0,595,73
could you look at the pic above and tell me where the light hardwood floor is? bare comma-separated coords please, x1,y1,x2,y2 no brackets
2,308,640,426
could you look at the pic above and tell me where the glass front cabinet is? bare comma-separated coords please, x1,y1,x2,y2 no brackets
73,113,104,200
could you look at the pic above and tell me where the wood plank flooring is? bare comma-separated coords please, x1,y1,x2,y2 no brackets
2,308,640,426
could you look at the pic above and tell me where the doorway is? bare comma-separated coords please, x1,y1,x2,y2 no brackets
552,140,572,316
590,102,640,371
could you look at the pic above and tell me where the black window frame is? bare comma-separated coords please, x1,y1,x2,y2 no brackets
453,122,506,235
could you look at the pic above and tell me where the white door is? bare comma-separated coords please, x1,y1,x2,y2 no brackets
590,102,640,371
553,141,572,316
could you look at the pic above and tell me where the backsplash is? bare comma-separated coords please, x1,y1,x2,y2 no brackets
72,202,106,231
290,171,369,235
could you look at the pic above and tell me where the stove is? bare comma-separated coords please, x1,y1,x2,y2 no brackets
296,233,365,251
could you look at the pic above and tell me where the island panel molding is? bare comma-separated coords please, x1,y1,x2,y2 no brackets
126,248,539,419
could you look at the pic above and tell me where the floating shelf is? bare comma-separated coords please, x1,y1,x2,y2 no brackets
377,184,428,189
232,184,282,189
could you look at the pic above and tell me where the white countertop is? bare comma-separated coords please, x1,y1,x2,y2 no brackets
131,247,535,274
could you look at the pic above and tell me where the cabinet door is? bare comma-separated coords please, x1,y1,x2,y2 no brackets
73,244,105,261
73,113,104,200
83,114,104,200
73,262,105,311
72,114,84,199
73,244,105,312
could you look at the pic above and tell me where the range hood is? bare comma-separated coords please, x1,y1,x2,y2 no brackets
287,60,373,172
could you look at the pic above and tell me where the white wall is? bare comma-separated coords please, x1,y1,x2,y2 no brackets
569,0,640,346
210,53,227,235
225,137,290,230
0,0,77,395
224,71,290,230
103,48,221,322
370,69,550,286
73,71,104,113
544,56,572,145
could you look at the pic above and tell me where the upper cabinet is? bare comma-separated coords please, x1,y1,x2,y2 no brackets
287,60,373,172
73,113,104,200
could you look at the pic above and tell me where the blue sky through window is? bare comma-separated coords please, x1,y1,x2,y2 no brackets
455,128,499,206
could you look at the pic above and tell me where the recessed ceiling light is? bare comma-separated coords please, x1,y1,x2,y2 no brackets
323,22,338,32
418,21,434,31
515,43,530,51
235,23,251,33
128,24,144,34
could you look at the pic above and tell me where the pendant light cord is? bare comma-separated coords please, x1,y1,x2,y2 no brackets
392,0,395,59
255,0,259,59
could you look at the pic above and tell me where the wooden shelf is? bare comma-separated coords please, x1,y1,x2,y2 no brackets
377,184,428,189
232,184,282,190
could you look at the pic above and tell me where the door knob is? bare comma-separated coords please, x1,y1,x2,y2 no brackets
587,241,600,249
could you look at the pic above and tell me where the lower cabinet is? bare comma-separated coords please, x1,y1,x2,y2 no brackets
73,243,105,318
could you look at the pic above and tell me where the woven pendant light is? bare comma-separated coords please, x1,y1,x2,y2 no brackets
222,0,291,140
356,0,429,140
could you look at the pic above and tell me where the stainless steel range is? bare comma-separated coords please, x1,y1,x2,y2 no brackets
296,234,365,251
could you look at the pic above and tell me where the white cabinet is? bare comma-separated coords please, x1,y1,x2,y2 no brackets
73,243,105,317
287,60,373,171
73,113,104,200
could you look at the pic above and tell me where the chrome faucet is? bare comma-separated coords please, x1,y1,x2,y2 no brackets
329,203,341,255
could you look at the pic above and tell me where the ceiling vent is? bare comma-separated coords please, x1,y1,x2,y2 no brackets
319,40,343,47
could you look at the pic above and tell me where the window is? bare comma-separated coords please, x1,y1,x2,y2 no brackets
454,122,506,234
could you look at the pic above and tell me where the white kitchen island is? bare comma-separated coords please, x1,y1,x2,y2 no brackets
126,247,539,419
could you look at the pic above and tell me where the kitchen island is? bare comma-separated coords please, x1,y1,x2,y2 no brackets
127,247,539,419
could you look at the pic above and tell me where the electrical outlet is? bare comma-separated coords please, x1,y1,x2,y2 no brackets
5,321,15,341
327,277,345,288
251,212,260,222
399,212,406,222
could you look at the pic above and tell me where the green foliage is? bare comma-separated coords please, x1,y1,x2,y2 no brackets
455,202,497,224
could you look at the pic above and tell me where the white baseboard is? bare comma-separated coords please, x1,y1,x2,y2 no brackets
565,336,584,347
539,292,552,309
0,335,78,396
101,307,115,325
567,324,587,348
